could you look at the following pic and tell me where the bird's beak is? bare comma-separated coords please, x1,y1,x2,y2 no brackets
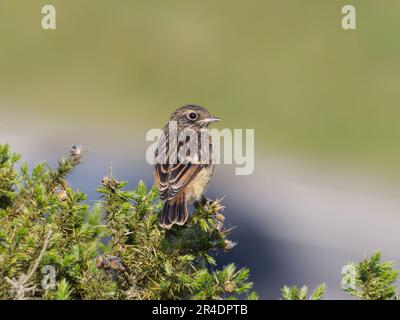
200,116,220,124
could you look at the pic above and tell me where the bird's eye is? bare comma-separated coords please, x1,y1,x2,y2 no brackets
187,112,198,121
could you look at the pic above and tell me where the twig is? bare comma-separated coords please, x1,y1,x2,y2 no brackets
5,230,53,300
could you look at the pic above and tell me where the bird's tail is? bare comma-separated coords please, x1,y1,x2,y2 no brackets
159,192,189,229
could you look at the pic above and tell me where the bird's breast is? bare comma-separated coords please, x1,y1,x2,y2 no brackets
185,165,214,203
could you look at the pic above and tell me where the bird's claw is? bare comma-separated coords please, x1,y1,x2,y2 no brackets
194,196,210,209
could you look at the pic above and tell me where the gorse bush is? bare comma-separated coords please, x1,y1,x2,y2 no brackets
0,144,111,299
97,175,253,299
341,250,399,300
281,284,326,300
0,144,253,300
0,143,398,300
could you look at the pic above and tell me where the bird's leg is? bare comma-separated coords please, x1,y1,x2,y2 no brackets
193,200,201,210
194,195,209,209
200,195,209,206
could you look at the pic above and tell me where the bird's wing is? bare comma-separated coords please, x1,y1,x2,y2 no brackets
155,162,203,200
154,127,204,201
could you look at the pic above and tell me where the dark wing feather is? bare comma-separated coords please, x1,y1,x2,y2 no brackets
155,162,203,201
154,126,204,201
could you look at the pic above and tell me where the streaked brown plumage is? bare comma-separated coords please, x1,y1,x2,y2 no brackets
154,105,219,229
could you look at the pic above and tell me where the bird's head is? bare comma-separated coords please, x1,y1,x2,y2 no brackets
170,105,220,129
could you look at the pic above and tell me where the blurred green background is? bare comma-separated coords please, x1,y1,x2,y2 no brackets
1,0,400,176
2,0,400,300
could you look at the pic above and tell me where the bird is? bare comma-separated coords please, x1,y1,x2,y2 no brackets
154,105,220,229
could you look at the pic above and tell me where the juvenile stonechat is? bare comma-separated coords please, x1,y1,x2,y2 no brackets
154,105,220,229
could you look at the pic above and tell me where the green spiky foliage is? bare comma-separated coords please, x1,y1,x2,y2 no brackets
281,284,326,300
341,250,399,300
97,176,253,299
0,144,113,299
3,143,400,300
0,144,254,300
